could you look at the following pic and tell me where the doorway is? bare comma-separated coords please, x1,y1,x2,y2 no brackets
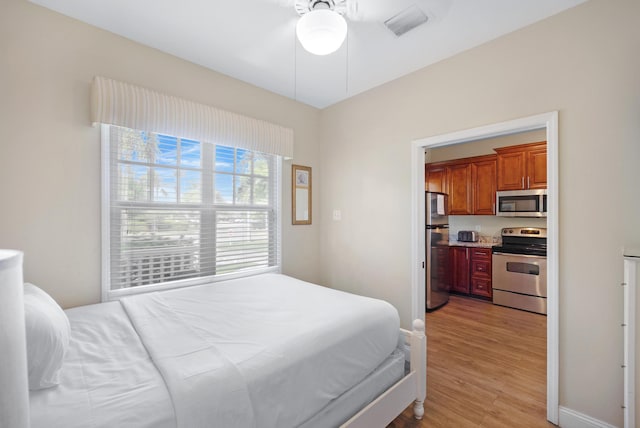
410,112,559,424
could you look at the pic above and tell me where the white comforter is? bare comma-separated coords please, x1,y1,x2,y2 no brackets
121,273,400,428
30,273,400,428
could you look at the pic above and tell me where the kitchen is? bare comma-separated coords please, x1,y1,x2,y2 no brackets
425,128,548,314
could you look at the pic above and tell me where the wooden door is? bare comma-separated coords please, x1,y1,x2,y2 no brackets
496,150,526,191
472,158,496,215
447,163,473,215
450,246,470,294
425,164,447,193
527,145,547,189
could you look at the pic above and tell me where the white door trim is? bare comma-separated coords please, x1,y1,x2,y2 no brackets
410,111,559,424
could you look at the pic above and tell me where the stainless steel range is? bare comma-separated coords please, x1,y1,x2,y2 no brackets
492,227,547,315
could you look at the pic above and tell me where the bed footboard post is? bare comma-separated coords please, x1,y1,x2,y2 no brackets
410,319,426,420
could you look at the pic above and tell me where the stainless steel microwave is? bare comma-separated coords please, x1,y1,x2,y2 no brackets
496,189,547,217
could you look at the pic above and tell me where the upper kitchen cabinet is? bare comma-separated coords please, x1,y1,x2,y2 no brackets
472,159,497,215
425,154,496,215
495,142,547,191
448,162,473,215
526,145,547,189
425,164,447,193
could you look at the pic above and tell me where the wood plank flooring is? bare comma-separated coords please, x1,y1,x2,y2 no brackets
388,295,554,428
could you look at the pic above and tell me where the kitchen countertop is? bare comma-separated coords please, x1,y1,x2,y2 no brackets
449,241,498,248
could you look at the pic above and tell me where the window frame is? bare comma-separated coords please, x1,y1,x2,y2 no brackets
101,125,282,302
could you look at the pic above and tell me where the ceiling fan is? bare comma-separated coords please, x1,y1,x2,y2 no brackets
275,0,434,56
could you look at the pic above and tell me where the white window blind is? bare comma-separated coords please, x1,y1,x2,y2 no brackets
103,125,281,297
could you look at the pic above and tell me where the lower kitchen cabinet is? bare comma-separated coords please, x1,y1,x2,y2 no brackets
450,246,470,294
450,246,493,299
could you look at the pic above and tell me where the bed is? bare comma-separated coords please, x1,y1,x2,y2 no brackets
26,273,426,428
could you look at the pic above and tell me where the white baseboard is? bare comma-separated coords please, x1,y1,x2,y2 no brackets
559,407,618,428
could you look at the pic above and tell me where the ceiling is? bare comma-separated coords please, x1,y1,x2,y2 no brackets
30,0,587,109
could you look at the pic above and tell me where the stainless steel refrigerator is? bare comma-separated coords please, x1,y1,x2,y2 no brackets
426,191,450,310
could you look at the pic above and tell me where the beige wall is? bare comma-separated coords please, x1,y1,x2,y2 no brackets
0,0,322,308
319,0,640,425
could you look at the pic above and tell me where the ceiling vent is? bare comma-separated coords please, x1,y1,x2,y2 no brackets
384,4,428,37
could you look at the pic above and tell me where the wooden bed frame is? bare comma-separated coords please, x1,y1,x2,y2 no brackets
342,319,426,427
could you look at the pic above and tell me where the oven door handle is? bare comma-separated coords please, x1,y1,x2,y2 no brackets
493,252,546,259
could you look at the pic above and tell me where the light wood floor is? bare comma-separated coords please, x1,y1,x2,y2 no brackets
388,295,554,428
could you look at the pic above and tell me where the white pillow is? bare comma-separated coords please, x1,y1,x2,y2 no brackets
23,283,70,390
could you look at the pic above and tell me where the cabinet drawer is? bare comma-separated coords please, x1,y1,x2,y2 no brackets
471,260,491,275
471,248,491,260
471,277,492,298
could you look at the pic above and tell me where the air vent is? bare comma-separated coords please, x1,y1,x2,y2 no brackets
384,4,428,37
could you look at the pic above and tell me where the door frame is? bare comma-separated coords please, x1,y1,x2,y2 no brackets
410,111,559,424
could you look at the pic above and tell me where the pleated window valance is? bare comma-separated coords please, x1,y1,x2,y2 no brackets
90,76,294,158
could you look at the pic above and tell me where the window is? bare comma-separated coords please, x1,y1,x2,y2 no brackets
102,125,281,299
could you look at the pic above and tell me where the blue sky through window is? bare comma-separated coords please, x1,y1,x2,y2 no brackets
155,134,178,166
181,138,200,167
215,145,234,173
118,128,267,206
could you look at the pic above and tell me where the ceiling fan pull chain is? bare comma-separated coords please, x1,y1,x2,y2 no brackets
345,25,349,95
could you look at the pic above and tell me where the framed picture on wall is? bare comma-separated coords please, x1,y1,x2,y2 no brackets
292,165,311,225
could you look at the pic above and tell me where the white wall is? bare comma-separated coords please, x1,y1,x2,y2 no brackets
0,0,322,308
319,0,640,426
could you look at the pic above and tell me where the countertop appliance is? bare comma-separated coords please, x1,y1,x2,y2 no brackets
457,230,479,242
426,192,450,311
492,227,547,314
496,189,547,218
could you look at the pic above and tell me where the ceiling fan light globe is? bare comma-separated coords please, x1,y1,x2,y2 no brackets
296,9,347,56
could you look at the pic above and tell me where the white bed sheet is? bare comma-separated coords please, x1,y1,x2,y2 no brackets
121,273,400,428
29,301,175,428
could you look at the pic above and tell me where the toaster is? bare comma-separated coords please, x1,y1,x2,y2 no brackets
457,230,479,242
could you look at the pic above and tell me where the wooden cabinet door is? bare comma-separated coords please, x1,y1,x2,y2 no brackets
472,159,496,215
447,163,473,215
527,146,547,189
425,164,447,193
450,247,470,294
496,151,526,191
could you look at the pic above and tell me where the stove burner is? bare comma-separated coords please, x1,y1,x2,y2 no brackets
494,226,547,257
